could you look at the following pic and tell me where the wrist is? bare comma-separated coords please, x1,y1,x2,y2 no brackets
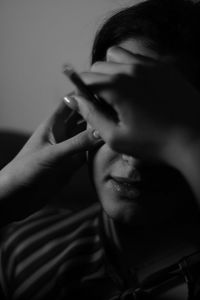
0,166,15,198
164,129,200,201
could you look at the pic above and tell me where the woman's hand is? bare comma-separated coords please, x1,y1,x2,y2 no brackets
67,46,200,164
64,46,200,203
0,101,102,225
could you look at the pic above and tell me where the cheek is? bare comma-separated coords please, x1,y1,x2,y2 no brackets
89,144,116,185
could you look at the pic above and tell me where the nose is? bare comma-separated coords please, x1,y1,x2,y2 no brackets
121,154,135,165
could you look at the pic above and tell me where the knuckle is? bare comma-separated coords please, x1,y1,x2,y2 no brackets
84,109,92,123
71,135,85,149
106,46,118,59
79,104,94,124
91,61,101,72
76,131,95,148
80,72,90,85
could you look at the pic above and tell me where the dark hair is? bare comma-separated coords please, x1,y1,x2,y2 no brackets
91,0,200,65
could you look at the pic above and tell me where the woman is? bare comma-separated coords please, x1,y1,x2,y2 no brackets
1,0,200,299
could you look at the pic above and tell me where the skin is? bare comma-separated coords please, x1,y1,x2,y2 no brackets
83,40,200,291
0,102,102,226
0,37,199,298
88,39,197,227
68,36,200,206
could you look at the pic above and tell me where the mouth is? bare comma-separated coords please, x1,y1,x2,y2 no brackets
108,176,142,200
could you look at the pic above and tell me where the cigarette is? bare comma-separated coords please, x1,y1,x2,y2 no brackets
63,64,100,106
63,64,118,121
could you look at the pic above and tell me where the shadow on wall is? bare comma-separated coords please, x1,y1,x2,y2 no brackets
0,129,29,169
0,130,97,213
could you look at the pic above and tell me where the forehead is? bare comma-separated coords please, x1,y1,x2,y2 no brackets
118,38,161,60
118,38,198,86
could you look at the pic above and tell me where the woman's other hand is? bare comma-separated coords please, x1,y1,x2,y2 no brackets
68,46,200,164
0,101,102,225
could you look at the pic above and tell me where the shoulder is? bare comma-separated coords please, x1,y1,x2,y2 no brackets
1,203,102,256
0,203,103,299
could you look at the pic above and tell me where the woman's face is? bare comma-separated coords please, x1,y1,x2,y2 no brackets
89,39,192,227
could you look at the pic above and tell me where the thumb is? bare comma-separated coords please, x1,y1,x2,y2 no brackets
53,128,103,159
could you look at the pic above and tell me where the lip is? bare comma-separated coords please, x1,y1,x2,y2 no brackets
108,173,164,199
109,176,142,199
110,176,141,184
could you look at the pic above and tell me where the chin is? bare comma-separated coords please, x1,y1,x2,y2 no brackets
100,195,144,225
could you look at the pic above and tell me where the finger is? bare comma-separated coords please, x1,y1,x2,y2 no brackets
80,72,111,87
45,99,85,143
54,128,104,158
47,100,73,125
37,100,73,140
79,72,116,105
80,72,114,99
68,94,117,140
49,99,83,128
17,101,85,157
80,71,139,108
63,72,113,105
90,61,136,76
106,46,155,64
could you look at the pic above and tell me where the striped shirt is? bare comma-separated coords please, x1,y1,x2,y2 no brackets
0,203,123,300
1,203,200,300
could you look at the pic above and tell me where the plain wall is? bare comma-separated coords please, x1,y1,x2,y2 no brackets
0,0,142,133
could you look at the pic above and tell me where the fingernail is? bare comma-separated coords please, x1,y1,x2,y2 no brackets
63,94,78,111
92,130,101,139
